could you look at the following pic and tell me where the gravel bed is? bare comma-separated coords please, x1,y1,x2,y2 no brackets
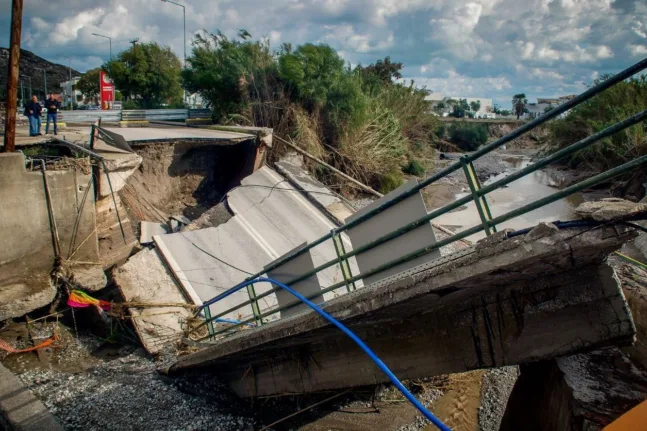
17,347,256,431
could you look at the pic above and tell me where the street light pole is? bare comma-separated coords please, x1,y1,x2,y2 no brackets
161,0,186,103
91,32,112,60
36,67,47,97
57,54,73,110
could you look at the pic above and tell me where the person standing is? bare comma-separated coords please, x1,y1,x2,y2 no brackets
45,94,60,135
24,95,42,136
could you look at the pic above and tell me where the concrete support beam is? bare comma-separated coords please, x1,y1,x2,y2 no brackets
171,225,637,397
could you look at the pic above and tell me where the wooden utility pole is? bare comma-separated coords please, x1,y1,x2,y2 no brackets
3,0,23,152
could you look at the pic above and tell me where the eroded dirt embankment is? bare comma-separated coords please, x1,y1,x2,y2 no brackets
122,141,251,223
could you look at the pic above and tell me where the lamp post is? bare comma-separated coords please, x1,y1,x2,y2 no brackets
161,0,186,104
57,55,73,110
92,32,112,60
35,67,47,98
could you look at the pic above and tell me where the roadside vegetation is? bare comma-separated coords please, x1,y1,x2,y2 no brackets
546,74,647,171
448,122,489,151
102,43,184,109
179,30,438,192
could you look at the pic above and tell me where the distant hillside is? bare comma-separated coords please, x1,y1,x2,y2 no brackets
0,48,81,100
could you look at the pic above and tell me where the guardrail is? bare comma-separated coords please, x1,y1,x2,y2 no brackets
58,110,122,123
42,108,212,123
192,56,647,341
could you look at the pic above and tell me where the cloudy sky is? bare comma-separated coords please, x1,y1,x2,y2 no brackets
1,0,646,107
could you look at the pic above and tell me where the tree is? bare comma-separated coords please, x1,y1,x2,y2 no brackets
512,93,528,119
357,56,403,86
75,68,101,104
279,43,346,108
181,30,276,120
103,42,182,108
451,98,470,118
469,100,481,113
543,105,554,113
434,101,446,114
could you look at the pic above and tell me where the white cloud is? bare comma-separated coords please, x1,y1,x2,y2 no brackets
630,45,647,56
4,0,645,104
52,9,104,44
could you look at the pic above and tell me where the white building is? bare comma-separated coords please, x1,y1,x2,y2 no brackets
526,95,575,119
449,96,493,117
425,93,494,118
59,77,86,108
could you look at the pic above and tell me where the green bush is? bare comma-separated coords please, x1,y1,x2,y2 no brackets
380,168,404,193
449,122,488,151
402,159,425,176
547,74,647,170
122,100,141,110
435,124,446,139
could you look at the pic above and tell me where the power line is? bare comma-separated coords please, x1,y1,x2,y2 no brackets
179,232,254,275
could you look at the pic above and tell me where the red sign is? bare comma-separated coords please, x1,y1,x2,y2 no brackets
100,71,115,110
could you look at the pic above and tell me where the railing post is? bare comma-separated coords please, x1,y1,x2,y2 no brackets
332,230,356,293
461,157,496,236
203,305,215,339
247,284,263,326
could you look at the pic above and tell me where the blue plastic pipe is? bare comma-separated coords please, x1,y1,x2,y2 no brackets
226,277,452,431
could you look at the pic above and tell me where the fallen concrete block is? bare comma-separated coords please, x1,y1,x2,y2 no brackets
575,198,647,222
0,278,56,322
69,265,107,292
140,221,169,244
0,363,63,430
114,248,193,355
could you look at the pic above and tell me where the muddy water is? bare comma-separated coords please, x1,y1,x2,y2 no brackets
435,155,584,241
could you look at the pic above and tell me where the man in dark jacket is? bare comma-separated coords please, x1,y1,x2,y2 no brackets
24,95,42,136
44,94,61,135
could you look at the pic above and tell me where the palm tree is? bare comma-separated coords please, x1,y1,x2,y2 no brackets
512,93,528,119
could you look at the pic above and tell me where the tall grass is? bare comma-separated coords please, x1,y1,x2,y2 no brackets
184,33,441,193
547,74,647,171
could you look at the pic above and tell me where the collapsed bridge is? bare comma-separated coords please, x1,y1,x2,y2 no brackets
163,58,647,398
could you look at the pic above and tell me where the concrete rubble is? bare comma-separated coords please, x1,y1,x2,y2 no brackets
113,248,193,355
575,197,647,221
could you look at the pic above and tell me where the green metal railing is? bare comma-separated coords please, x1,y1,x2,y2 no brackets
194,57,647,341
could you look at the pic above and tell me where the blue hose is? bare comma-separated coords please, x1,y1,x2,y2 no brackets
226,277,451,431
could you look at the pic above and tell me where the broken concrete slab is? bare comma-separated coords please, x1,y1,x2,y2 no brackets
275,155,355,224
575,198,647,222
266,243,324,318
0,363,64,431
171,224,637,397
96,152,143,198
182,203,233,231
500,348,647,431
68,265,107,292
140,221,169,245
155,218,275,321
156,165,360,321
227,166,360,295
171,215,191,226
114,248,193,355
0,277,56,322
346,178,440,286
